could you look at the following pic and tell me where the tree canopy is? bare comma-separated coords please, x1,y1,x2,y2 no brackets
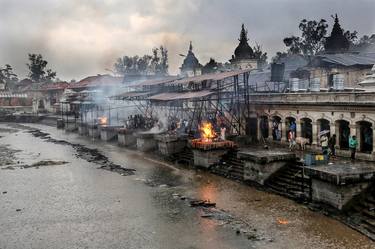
282,16,358,56
27,54,56,83
253,43,268,69
114,46,169,76
0,64,18,90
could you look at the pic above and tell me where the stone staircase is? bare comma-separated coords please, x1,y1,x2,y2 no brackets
346,184,375,240
172,147,194,165
264,163,311,200
212,149,245,180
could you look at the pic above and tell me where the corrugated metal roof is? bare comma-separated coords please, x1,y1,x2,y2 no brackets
110,91,150,100
127,76,181,87
316,53,375,67
148,90,214,101
69,74,123,89
167,69,252,86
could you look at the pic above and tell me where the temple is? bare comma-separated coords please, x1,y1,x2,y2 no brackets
230,24,258,70
180,41,202,77
324,14,350,53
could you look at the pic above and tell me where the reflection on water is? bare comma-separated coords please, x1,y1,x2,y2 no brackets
0,123,373,249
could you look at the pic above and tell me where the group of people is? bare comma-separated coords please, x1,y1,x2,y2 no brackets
125,114,155,130
321,133,359,160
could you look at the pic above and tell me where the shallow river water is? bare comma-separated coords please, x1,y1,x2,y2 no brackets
0,123,373,249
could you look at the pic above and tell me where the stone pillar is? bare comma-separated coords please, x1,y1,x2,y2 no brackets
355,124,361,152
268,119,273,141
372,127,375,156
335,122,340,148
349,123,358,151
257,117,261,141
296,120,301,138
312,122,318,146
281,121,286,143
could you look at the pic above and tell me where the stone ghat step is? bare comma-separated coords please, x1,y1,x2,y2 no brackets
172,148,194,164
265,165,311,199
347,186,375,239
277,171,309,183
272,175,310,189
266,178,309,195
266,182,305,200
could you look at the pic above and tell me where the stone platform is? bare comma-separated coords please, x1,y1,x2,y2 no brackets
78,122,88,136
87,124,100,138
238,149,296,185
155,134,187,157
100,125,123,141
304,162,375,210
118,129,137,147
192,148,228,169
135,132,160,152
56,119,64,129
64,119,78,132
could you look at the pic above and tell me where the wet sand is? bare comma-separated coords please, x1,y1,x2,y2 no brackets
0,123,374,249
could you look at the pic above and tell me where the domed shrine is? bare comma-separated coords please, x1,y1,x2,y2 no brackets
180,41,202,77
230,24,258,70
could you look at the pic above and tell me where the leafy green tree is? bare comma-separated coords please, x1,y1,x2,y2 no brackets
26,54,56,83
351,34,375,51
283,19,328,56
113,46,169,76
0,64,18,90
253,43,268,69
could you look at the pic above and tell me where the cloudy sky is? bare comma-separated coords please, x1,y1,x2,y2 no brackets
1,0,375,81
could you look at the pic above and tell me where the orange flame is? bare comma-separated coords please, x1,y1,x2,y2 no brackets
200,121,216,142
98,116,108,125
277,218,289,225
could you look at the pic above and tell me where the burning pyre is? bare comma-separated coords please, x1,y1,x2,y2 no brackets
98,116,108,125
190,121,236,150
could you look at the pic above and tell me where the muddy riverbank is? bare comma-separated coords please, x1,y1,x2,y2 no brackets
0,123,374,249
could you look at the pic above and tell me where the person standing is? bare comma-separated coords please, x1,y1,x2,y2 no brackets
328,134,337,157
320,134,329,155
349,135,358,160
288,130,295,150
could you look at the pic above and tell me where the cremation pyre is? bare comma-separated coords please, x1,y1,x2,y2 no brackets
190,122,236,150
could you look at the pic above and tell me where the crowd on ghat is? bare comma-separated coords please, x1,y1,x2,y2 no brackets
125,114,155,130
123,113,228,140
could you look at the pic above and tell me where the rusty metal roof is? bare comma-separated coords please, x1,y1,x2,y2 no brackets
148,90,214,101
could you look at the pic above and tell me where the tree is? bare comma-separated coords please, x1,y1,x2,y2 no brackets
158,46,169,75
283,19,328,56
0,64,18,90
351,34,375,52
113,46,169,76
202,58,219,74
27,54,56,83
253,43,268,69
272,52,288,63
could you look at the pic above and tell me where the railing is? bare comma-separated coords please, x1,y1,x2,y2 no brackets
248,91,375,105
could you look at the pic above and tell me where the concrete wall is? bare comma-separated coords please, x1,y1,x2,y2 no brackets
243,161,287,185
246,92,375,160
310,67,370,88
311,179,370,210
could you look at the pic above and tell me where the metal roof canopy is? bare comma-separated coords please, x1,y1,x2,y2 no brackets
167,69,252,86
127,76,181,87
110,91,150,100
316,53,375,67
148,90,214,101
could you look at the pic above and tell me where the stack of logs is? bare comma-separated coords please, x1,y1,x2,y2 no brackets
190,139,236,151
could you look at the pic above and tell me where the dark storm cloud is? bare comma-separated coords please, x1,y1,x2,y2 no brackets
0,0,374,80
